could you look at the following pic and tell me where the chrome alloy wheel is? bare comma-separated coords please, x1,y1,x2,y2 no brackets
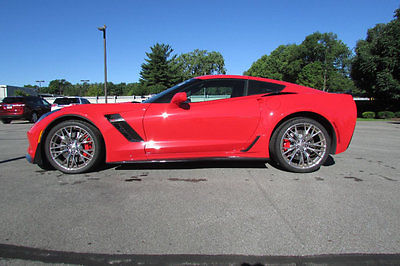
280,122,327,170
49,125,96,171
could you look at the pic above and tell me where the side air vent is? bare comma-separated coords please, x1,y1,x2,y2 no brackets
241,136,260,152
105,114,144,142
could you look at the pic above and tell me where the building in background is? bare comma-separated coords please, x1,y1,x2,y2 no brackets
0,85,38,101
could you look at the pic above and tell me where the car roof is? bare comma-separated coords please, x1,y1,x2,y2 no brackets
3,96,40,100
54,96,83,99
194,75,295,86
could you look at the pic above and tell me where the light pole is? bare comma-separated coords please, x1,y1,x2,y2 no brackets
35,80,44,93
98,25,108,103
80,79,89,97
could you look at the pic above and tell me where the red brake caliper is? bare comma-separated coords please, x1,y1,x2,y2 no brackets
83,137,92,157
283,139,291,151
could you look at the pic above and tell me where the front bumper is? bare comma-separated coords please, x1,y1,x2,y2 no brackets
26,154,33,163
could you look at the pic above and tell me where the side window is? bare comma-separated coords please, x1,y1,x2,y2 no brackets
34,98,43,106
184,79,245,103
25,97,36,106
41,98,50,106
247,80,285,96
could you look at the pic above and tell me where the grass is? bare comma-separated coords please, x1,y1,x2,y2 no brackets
357,118,396,121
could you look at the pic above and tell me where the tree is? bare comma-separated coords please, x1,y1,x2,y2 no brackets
351,8,400,101
140,43,180,94
298,32,353,91
244,44,301,82
125,83,146,96
86,83,103,96
296,61,324,89
15,90,28,96
176,49,226,81
244,32,354,92
47,79,72,95
24,84,36,88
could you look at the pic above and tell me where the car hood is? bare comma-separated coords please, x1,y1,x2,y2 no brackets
58,102,150,116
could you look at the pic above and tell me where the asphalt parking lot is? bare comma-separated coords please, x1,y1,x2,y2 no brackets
0,120,399,265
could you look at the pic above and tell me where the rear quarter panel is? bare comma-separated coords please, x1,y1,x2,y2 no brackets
257,92,356,157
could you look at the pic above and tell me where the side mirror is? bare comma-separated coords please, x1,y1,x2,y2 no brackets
171,92,187,106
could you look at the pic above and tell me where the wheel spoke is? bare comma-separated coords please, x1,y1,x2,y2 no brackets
282,146,296,155
49,124,96,171
280,122,327,170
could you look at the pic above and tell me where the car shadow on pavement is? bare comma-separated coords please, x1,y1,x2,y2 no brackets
113,156,335,171
114,160,269,170
323,155,335,166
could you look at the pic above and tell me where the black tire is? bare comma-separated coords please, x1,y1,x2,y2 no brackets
44,120,104,174
2,119,11,124
30,112,38,123
269,117,331,173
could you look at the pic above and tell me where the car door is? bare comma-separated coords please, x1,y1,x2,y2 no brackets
143,79,261,159
31,97,45,115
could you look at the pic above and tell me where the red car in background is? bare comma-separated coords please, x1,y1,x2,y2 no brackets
26,75,357,174
1,96,51,124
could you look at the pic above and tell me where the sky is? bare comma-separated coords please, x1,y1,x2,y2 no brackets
0,0,399,87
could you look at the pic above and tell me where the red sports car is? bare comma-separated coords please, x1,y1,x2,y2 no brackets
26,75,357,174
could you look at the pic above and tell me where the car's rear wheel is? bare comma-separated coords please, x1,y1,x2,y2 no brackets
270,117,330,173
44,120,104,174
2,119,11,124
30,112,38,123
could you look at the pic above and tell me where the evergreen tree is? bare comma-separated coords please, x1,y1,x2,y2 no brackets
140,43,180,94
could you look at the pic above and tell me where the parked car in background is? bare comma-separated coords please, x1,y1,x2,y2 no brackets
0,96,51,124
51,97,91,111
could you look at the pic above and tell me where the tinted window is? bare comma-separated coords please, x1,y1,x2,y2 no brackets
54,98,80,105
41,98,51,106
2,97,24,104
185,79,245,102
81,98,90,104
144,79,200,103
247,80,285,96
26,97,40,105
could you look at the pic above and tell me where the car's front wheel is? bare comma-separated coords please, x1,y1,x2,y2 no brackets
270,117,331,173
44,120,104,174
2,119,11,124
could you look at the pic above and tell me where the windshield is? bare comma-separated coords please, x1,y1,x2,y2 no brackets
54,98,80,105
143,79,198,103
2,97,24,104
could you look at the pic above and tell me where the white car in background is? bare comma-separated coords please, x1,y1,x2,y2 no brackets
51,97,91,111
